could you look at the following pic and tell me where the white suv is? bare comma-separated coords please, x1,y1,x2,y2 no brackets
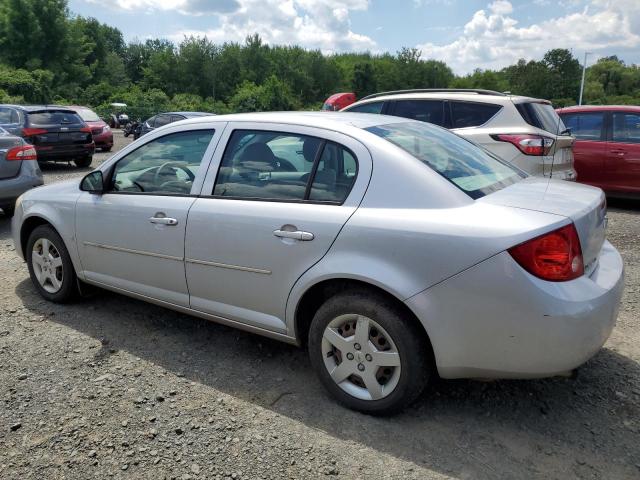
342,89,576,180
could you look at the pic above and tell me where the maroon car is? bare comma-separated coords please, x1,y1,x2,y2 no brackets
71,106,114,152
557,105,640,198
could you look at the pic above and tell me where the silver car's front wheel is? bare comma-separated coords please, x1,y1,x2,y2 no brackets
309,289,432,414
26,225,77,303
321,314,401,401
31,238,64,293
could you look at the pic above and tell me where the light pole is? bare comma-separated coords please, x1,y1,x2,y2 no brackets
578,51,592,106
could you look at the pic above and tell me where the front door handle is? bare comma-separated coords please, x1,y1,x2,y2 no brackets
273,229,314,241
149,213,178,226
611,149,626,155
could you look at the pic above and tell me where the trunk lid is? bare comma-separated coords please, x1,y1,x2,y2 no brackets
479,177,607,275
24,110,92,150
0,134,24,179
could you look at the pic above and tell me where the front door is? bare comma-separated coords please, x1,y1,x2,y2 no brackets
184,124,371,333
607,111,640,195
76,128,218,306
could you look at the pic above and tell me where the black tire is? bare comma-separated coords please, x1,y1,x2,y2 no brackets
308,289,432,414
26,225,78,303
101,146,112,152
1,203,15,217
74,156,92,168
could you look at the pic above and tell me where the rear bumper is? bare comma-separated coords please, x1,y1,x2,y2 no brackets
36,143,95,161
93,131,113,148
406,240,624,379
0,162,44,204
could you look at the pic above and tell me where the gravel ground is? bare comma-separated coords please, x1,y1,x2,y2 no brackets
1,130,639,479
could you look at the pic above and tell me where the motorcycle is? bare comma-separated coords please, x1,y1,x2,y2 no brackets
123,119,140,138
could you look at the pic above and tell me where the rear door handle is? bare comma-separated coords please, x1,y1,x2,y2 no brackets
149,214,178,226
273,229,314,241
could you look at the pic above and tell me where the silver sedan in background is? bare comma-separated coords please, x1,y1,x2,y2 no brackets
11,113,624,414
0,127,43,216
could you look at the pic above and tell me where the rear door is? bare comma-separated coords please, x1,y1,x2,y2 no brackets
25,110,91,151
559,111,607,187
607,111,640,195
184,123,371,333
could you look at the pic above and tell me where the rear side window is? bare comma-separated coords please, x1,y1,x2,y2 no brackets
346,102,384,114
0,107,20,124
366,121,524,199
390,100,445,126
516,102,566,134
154,115,172,128
213,130,357,204
560,112,604,141
612,112,640,144
450,102,501,128
28,111,83,125
76,108,101,122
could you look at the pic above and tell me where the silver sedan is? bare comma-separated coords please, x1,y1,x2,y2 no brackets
11,112,624,414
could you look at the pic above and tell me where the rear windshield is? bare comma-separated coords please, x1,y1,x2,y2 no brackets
29,111,84,125
516,102,566,134
76,108,101,122
366,121,525,199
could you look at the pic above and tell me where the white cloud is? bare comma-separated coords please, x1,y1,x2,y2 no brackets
88,0,374,52
417,0,640,74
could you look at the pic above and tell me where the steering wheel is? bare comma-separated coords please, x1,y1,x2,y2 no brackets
153,161,195,186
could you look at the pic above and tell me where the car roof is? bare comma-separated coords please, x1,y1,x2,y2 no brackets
325,93,355,102
557,105,640,113
347,91,547,106
176,111,412,131
163,111,213,117
0,104,77,113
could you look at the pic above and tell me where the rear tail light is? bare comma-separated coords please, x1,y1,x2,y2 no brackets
492,134,554,156
21,128,47,137
508,223,583,282
6,145,37,161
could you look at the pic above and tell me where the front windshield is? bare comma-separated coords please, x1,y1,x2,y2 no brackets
366,121,525,199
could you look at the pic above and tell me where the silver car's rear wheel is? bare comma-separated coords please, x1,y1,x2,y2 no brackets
321,314,401,401
31,238,64,293
308,289,432,414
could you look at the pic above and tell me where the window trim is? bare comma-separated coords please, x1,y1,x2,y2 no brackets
103,128,217,197
210,128,359,206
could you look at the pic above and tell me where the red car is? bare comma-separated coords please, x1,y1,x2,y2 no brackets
322,92,356,111
71,106,114,152
557,105,640,197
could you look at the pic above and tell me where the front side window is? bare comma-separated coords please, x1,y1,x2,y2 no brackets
560,112,604,141
213,130,358,203
110,130,215,195
390,100,445,126
450,102,501,128
612,112,640,144
346,102,384,114
366,121,524,199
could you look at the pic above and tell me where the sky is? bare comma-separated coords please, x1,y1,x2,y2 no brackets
68,0,640,75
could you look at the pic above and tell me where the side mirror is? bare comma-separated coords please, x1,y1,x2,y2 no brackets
80,170,105,194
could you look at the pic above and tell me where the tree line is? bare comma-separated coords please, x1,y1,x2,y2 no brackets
1,0,639,121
